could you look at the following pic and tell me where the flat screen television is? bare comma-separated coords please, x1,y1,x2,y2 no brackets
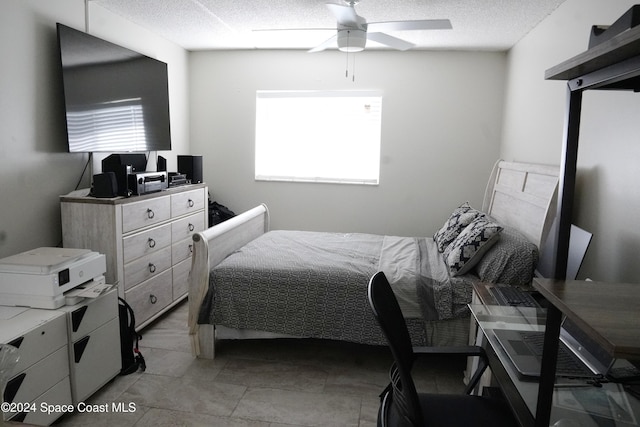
56,23,172,153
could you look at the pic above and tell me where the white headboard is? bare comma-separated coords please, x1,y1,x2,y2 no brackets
482,160,559,249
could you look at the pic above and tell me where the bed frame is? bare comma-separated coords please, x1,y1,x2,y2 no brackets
188,160,559,358
482,160,559,249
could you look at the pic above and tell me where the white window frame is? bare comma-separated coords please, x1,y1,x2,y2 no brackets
255,90,382,185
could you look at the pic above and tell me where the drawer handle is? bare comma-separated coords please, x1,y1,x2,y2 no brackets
188,199,195,208
149,263,156,273
150,294,158,304
147,208,155,219
148,238,156,248
188,223,195,232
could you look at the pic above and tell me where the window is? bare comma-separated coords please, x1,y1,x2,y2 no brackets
255,90,382,185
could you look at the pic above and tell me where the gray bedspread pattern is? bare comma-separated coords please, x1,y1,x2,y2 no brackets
198,230,474,345
414,238,476,321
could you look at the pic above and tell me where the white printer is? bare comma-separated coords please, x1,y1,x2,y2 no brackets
0,247,106,309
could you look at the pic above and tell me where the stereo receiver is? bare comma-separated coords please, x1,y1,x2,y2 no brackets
128,171,168,195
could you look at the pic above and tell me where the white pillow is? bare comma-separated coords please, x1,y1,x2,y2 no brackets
433,202,483,253
444,216,503,276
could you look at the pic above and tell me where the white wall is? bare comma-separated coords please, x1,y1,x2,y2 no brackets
190,49,507,237
501,0,640,282
0,0,189,258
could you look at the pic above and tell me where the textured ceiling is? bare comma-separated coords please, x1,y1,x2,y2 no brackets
91,0,568,51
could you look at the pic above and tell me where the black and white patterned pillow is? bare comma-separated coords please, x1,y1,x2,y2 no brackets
444,216,503,276
433,202,483,252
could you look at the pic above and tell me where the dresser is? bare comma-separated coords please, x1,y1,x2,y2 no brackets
61,184,208,329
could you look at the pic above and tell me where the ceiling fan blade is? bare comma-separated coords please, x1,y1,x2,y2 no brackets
366,32,414,51
326,3,364,29
367,19,452,33
252,28,335,49
308,34,337,53
253,28,335,33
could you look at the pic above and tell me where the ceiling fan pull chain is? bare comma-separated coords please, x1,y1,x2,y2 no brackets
345,51,349,78
345,30,350,78
352,53,356,82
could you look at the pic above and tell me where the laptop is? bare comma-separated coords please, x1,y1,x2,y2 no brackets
494,316,613,381
536,224,592,280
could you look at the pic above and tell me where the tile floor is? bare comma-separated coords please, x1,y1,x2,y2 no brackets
53,300,468,426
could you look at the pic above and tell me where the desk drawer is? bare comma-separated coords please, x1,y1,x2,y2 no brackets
70,317,121,403
123,223,171,264
67,289,118,342
6,313,67,374
5,378,72,426
122,195,171,233
5,345,69,405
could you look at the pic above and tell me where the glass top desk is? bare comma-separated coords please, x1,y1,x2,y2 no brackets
469,302,640,427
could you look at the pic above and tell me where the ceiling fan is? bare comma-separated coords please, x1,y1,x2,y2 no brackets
307,0,453,53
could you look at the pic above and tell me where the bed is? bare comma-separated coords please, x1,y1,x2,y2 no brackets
188,160,559,359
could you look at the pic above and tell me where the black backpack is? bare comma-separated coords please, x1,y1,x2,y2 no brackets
118,297,146,375
208,200,236,226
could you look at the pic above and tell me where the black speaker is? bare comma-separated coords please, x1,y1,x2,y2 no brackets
177,155,203,184
102,165,132,197
93,172,118,198
157,155,167,172
102,154,146,196
102,153,147,173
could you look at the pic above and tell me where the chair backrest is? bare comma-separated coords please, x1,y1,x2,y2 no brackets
368,271,423,427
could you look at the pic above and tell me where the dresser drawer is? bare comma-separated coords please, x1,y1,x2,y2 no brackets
171,212,206,243
171,188,205,218
122,223,171,264
124,269,173,325
2,311,67,374
122,195,171,233
5,345,69,406
123,246,172,290
172,237,194,264
172,257,191,299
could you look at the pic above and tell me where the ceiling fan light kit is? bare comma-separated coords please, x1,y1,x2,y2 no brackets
337,29,366,52
305,1,452,53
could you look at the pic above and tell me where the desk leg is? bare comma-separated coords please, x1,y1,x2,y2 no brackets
535,305,562,427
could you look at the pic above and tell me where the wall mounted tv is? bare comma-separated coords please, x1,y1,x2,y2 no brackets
56,23,172,153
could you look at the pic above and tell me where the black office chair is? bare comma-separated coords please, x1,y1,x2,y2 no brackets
368,271,517,427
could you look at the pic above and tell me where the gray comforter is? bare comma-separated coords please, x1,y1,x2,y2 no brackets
198,230,475,345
